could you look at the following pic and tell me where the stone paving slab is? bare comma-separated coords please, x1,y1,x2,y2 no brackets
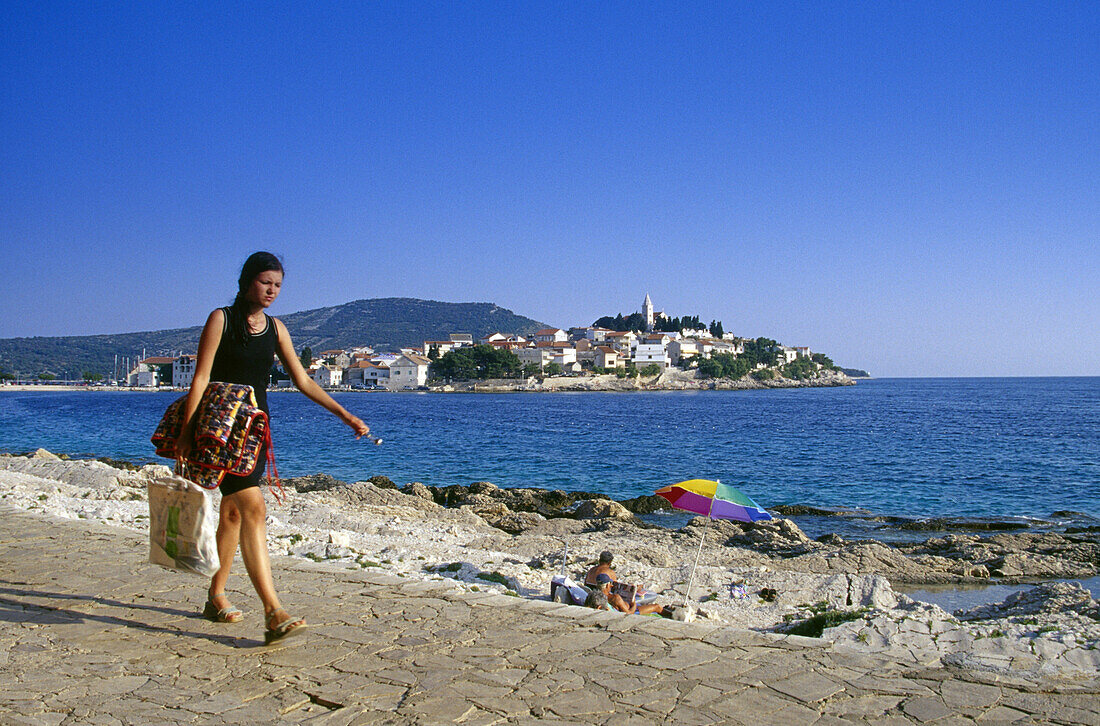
1,506,1098,724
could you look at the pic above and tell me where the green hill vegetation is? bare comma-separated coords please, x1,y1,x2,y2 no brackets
0,298,547,379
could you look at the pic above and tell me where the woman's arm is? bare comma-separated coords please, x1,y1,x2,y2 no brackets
273,318,369,438
175,309,225,459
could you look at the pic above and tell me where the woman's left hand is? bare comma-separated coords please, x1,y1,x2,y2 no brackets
345,414,370,439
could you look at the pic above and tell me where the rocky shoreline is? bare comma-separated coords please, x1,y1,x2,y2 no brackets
432,367,856,392
1,450,1097,679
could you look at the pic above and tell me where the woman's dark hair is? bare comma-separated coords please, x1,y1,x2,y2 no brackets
229,252,284,344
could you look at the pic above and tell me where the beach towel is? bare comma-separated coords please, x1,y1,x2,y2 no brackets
151,382,279,497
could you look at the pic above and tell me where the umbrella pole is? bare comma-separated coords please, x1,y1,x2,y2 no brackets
684,497,715,609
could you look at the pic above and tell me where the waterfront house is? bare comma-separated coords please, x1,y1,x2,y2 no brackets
479,332,508,344
344,360,388,388
534,328,568,344
387,354,431,390
595,346,620,369
128,356,175,387
172,355,197,389
449,334,474,346
605,331,639,355
634,341,670,369
668,339,699,365
310,365,343,388
516,347,553,369
549,347,578,369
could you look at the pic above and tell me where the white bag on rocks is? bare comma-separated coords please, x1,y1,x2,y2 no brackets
148,473,220,577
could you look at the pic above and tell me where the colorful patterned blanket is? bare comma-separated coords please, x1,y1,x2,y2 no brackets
151,382,277,494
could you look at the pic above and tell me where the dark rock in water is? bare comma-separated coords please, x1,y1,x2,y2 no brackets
620,494,672,514
1066,525,1100,534
469,481,499,495
956,581,1100,621
1051,511,1097,520
893,517,1032,532
368,475,397,490
771,504,856,517
816,533,845,545
287,473,348,492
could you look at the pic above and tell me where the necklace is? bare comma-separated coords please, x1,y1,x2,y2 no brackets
247,313,266,334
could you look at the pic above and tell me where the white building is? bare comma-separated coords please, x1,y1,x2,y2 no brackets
172,355,196,389
534,328,568,344
387,354,431,390
310,365,343,388
548,347,577,369
634,342,669,369
643,293,654,331
516,347,553,369
344,360,389,388
667,339,699,366
128,356,174,387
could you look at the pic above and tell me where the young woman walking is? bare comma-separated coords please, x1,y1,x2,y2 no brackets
176,251,369,644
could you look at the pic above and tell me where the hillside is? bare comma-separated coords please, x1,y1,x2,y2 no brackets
0,298,548,379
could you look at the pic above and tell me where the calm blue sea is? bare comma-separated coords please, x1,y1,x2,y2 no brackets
2,378,1098,540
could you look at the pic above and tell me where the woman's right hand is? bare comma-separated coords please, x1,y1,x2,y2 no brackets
175,428,193,461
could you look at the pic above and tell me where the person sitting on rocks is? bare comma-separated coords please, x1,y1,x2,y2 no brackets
584,550,619,587
585,551,665,616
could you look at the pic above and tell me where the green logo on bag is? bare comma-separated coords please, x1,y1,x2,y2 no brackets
165,505,180,559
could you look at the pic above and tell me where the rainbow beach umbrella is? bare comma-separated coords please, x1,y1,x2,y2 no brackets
655,479,774,523
656,479,773,606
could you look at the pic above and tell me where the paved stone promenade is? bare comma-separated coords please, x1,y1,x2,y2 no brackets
2,507,1099,725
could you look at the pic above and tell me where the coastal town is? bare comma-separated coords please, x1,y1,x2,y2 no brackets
121,295,835,391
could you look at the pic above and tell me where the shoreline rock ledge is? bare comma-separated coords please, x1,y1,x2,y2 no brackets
1,451,1098,680
432,367,855,392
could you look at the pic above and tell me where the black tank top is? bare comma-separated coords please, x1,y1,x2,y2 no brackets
209,307,278,413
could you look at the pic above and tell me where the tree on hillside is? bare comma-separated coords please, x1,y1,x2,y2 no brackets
811,352,835,369
741,337,780,368
593,312,648,332
709,320,724,338
430,345,522,380
299,346,313,368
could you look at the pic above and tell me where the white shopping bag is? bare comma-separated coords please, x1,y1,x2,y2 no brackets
148,473,220,577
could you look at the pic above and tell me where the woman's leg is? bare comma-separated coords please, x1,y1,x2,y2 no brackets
225,486,283,616
208,495,242,610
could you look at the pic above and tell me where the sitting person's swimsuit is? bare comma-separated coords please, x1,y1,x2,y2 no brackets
594,573,643,614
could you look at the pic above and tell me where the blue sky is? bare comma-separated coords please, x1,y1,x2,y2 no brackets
2,3,1097,377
